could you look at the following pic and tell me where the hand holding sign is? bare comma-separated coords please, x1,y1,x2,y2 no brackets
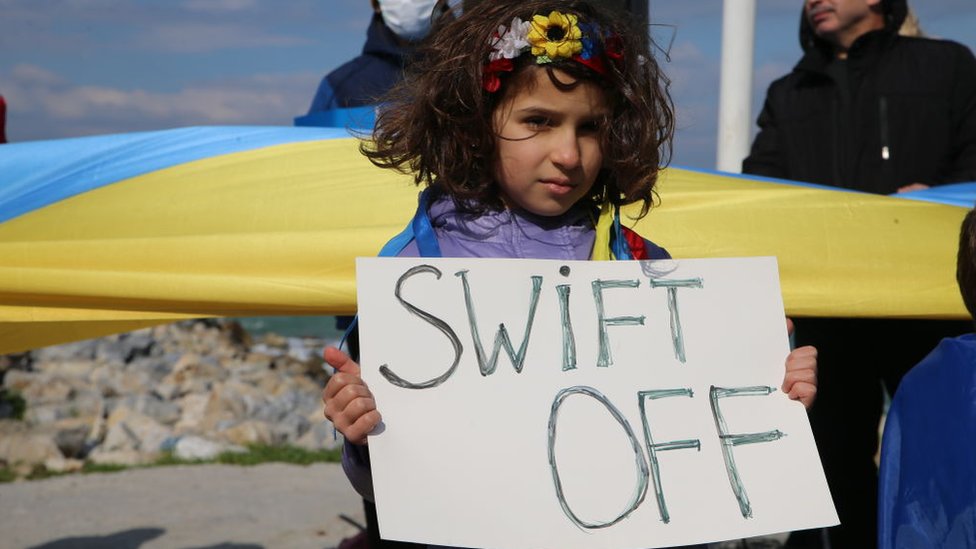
783,345,818,408
323,346,381,445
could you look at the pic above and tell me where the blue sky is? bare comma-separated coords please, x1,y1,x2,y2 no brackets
1,0,974,170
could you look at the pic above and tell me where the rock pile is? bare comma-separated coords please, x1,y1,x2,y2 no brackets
0,320,341,477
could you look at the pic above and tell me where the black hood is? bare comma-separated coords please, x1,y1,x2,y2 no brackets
799,0,908,54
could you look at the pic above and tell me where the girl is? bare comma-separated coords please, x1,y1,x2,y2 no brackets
324,0,818,546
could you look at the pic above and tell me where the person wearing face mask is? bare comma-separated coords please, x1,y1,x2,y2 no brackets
304,0,441,125
743,1,976,548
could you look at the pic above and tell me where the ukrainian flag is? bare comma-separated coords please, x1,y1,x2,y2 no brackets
0,126,968,354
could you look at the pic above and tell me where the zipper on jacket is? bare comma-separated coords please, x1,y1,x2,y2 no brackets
879,96,890,160
831,92,842,185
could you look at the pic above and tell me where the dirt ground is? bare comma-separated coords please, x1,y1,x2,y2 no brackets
0,462,365,549
0,461,794,549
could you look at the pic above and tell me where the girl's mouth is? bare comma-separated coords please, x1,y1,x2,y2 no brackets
542,180,577,195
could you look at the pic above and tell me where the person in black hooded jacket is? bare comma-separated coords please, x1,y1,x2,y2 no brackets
744,0,976,191
744,1,976,548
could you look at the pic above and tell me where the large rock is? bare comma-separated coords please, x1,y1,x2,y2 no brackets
48,416,98,458
3,319,333,476
8,372,94,428
32,339,97,362
24,388,103,426
99,407,173,455
160,353,227,397
43,455,85,473
32,359,96,379
296,408,342,451
172,435,243,461
94,329,158,365
0,352,31,373
0,420,64,467
272,412,311,445
222,354,274,383
87,449,151,466
249,368,288,395
173,393,210,434
113,394,181,426
197,379,264,433
220,419,274,446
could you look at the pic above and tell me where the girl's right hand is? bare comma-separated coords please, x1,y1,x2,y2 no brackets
322,346,381,445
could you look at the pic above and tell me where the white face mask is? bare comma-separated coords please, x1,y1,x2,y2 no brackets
378,0,438,41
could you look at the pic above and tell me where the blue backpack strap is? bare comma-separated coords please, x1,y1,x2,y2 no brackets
594,202,634,261
410,188,442,258
339,316,359,351
610,207,633,260
376,188,442,258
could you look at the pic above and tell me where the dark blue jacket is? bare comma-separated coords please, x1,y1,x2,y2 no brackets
878,333,976,548
307,14,409,113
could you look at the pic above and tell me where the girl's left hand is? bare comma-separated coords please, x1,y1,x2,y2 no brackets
783,345,818,409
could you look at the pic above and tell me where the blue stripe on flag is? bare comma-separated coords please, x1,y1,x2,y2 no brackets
0,126,353,224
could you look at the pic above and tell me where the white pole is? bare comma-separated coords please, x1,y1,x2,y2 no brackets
716,0,756,173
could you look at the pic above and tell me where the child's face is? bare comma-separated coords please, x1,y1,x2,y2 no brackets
492,67,609,217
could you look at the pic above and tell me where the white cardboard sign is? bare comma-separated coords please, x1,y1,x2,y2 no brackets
356,256,837,549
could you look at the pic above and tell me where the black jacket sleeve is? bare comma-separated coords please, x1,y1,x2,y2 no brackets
742,83,789,179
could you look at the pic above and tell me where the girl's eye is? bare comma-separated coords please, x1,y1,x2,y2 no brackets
525,116,551,129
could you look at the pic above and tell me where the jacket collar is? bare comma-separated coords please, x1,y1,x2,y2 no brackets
427,193,594,247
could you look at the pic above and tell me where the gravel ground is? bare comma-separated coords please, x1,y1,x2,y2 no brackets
0,462,790,549
0,462,364,549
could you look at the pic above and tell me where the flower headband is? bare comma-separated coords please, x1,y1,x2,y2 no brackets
483,11,622,93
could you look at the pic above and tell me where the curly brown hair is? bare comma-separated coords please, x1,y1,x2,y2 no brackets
362,0,674,218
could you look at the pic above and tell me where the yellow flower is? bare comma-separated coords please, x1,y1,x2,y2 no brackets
527,11,582,60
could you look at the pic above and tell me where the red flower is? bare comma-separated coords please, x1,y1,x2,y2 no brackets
573,53,607,76
482,58,514,92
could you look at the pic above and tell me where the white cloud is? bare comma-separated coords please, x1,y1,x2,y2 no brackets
0,1,326,56
10,64,65,86
181,0,259,14
137,23,312,53
2,64,321,142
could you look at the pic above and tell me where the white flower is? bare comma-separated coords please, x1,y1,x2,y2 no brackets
489,17,531,61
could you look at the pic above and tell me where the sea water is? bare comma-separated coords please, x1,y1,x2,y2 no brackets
236,315,345,344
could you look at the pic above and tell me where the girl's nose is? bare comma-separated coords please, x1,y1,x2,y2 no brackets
550,130,581,169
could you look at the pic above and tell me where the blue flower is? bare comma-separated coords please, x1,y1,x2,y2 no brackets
578,22,600,60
